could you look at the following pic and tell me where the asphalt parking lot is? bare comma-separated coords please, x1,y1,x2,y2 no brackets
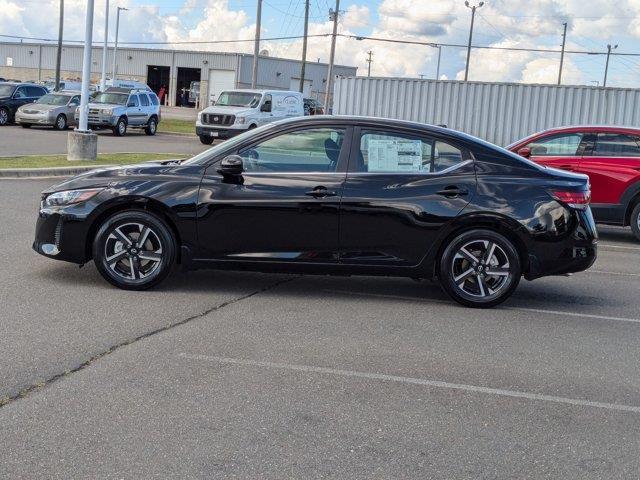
1,178,640,478
0,124,208,157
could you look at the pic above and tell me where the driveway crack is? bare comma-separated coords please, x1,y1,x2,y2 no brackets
0,275,298,408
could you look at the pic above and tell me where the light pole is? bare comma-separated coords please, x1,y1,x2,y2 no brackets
603,43,618,87
251,0,262,89
464,1,484,82
100,0,109,92
435,45,442,79
111,6,127,85
558,22,567,85
54,0,64,91
324,0,340,112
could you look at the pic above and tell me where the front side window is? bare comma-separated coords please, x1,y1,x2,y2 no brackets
238,128,345,173
356,130,465,173
139,94,150,106
128,95,139,107
526,133,583,156
594,133,640,157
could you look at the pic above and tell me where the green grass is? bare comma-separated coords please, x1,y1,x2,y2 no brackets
0,153,184,169
158,118,195,135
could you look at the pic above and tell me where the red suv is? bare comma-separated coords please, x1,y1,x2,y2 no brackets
509,126,640,240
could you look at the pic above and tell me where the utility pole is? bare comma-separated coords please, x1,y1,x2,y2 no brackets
464,1,484,82
603,43,618,87
299,0,310,93
111,6,127,84
251,0,262,89
100,0,109,92
78,0,95,133
558,22,567,85
366,50,373,77
324,0,340,112
435,45,442,79
54,0,64,91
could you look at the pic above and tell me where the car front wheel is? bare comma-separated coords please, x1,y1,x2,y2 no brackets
93,210,176,290
439,229,521,308
54,114,67,130
113,118,127,136
631,202,640,242
199,135,214,145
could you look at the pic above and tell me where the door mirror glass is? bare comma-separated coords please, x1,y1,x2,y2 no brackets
218,155,244,176
517,146,531,158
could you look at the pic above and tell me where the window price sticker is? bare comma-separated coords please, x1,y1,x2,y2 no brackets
367,138,424,172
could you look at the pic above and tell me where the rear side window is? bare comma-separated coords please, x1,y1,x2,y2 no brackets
355,130,465,173
526,133,583,156
26,86,45,97
594,133,640,157
139,94,150,106
149,93,159,106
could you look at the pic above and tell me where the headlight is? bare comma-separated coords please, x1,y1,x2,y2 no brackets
103,108,114,116
43,188,104,207
235,116,246,124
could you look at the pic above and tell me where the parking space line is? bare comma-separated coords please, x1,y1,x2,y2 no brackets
322,290,640,325
179,353,640,414
598,243,640,251
590,270,640,277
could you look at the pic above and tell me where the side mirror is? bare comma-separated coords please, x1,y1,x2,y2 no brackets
260,102,271,113
69,102,78,107
217,155,244,176
517,146,532,158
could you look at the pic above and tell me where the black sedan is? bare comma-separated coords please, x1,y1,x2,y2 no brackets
0,82,48,125
33,116,597,307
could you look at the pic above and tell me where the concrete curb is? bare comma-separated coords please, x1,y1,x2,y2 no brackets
158,131,197,137
0,165,110,179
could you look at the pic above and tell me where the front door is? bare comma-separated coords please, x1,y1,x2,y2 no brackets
196,126,350,263
339,127,477,266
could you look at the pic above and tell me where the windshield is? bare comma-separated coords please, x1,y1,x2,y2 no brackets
92,92,128,105
182,123,278,165
0,84,15,96
215,91,262,108
37,94,71,106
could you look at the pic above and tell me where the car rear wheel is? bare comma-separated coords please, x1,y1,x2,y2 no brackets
145,117,157,136
439,229,521,308
0,108,9,126
631,203,640,242
199,135,214,145
54,114,67,130
93,210,176,290
112,117,127,136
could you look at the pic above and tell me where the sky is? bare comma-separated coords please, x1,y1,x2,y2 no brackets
3,0,640,88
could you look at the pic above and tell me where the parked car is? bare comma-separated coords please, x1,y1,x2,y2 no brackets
304,97,325,115
33,116,596,307
196,89,304,144
15,90,80,130
508,125,640,241
75,87,160,136
0,82,48,125
40,80,83,92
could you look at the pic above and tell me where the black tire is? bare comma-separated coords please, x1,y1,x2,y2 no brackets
93,210,176,290
631,202,640,242
20,123,31,128
248,124,257,130
53,114,67,131
0,107,9,126
112,117,127,136
199,135,214,145
145,117,158,136
438,229,522,308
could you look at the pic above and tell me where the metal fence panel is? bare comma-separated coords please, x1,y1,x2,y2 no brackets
333,77,640,146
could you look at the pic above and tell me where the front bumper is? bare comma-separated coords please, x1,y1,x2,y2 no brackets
75,114,118,127
33,206,92,265
196,125,244,139
15,111,55,126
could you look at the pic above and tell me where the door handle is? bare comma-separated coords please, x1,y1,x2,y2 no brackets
436,186,469,198
305,187,337,198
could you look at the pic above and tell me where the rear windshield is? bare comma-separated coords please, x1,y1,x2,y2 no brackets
92,92,128,105
216,91,262,108
37,94,70,106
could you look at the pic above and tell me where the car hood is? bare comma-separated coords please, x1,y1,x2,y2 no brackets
19,103,59,112
41,160,191,195
202,106,254,116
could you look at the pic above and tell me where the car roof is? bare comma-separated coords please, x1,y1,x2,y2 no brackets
1,82,43,87
507,125,640,149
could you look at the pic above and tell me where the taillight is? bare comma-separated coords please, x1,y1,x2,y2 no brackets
550,189,591,209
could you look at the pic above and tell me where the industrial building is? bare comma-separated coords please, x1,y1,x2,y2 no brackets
0,41,357,107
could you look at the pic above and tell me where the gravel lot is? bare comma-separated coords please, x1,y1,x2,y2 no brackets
1,178,640,478
0,124,208,157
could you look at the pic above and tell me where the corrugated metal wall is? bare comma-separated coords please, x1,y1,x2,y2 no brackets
334,77,640,146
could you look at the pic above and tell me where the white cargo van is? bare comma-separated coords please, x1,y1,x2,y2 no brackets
195,89,304,144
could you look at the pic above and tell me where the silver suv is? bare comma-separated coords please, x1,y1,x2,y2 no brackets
77,87,161,136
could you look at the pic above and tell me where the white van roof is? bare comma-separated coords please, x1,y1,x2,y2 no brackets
221,89,302,95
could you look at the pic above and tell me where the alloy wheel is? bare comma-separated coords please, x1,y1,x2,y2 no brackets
0,109,8,125
451,239,512,299
104,223,163,281
56,115,66,130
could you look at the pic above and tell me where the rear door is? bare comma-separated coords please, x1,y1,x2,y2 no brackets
339,127,477,267
525,132,586,171
578,132,640,205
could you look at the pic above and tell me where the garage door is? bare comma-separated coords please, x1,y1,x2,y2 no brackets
208,69,236,105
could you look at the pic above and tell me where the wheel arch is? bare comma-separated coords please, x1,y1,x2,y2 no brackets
85,197,183,263
622,182,640,226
